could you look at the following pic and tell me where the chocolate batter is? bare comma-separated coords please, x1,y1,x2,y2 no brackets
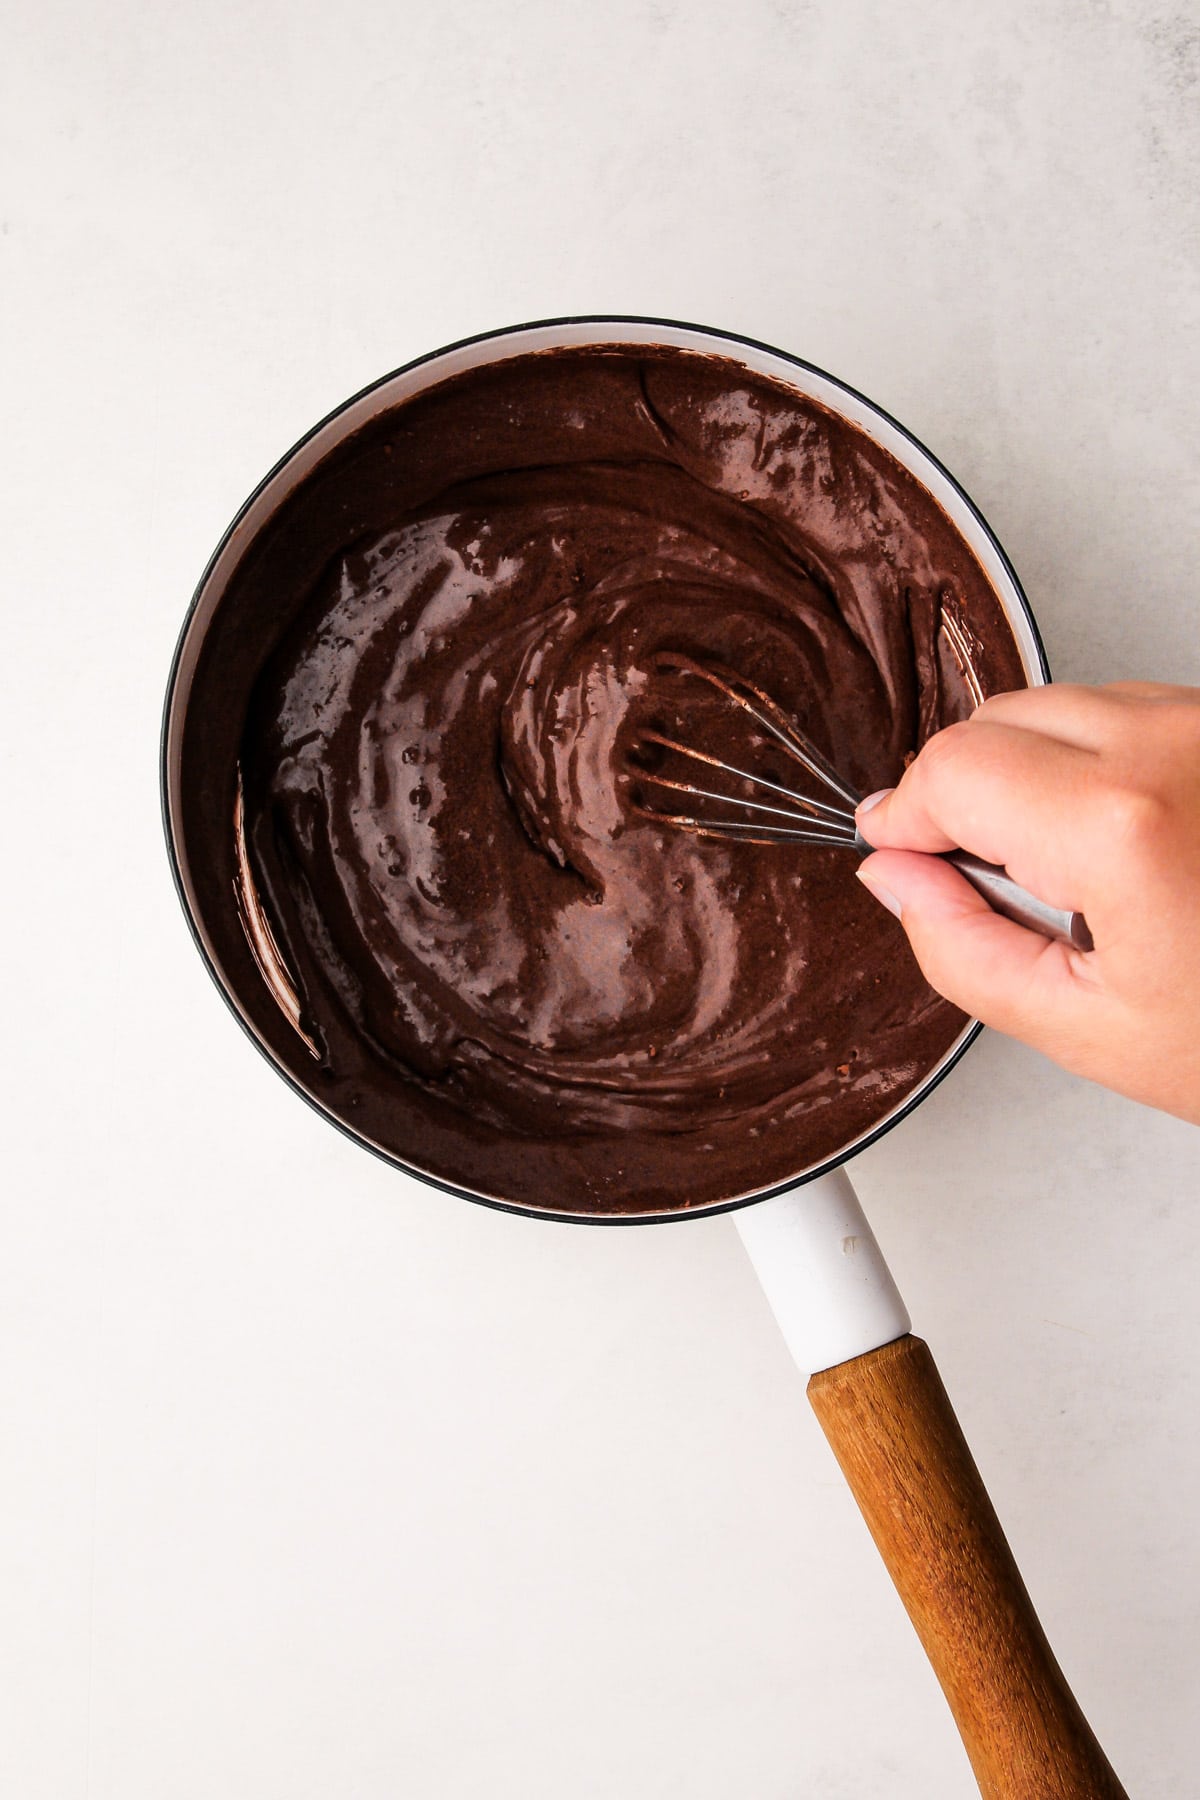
178,346,1025,1214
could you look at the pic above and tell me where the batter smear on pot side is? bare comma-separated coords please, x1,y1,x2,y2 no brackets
225,347,1025,1212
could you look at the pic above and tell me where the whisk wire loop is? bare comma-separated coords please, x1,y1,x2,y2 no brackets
637,729,857,829
629,653,862,848
652,652,863,812
628,651,1095,952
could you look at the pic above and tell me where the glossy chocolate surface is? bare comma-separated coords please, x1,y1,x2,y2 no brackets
177,347,1024,1213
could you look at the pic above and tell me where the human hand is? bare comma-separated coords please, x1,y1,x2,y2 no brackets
855,683,1200,1124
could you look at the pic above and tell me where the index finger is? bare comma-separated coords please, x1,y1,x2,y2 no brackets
971,680,1200,745
856,720,1103,910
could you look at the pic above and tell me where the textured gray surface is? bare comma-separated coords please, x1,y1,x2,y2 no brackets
3,1,1198,1794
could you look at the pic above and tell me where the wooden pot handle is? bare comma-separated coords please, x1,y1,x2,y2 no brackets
808,1335,1127,1799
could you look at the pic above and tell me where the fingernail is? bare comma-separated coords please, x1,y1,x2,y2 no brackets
856,787,894,817
856,867,903,920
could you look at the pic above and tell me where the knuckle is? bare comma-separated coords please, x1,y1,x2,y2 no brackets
972,684,1047,717
913,720,972,786
1103,783,1168,854
1170,702,1200,755
1104,679,1167,699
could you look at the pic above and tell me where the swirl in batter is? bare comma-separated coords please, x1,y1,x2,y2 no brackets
221,348,1024,1212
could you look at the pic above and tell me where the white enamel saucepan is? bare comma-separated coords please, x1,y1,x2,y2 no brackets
162,317,1127,1799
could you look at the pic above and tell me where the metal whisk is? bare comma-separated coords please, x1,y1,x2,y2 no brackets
628,653,1093,952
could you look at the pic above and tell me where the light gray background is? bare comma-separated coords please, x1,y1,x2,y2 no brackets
4,2,1198,1795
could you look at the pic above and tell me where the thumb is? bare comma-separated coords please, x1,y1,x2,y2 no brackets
857,848,1100,1049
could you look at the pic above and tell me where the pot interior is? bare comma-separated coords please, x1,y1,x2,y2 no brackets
163,318,1046,1223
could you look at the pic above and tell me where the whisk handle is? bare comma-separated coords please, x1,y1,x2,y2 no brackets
851,832,1093,951
943,850,1094,952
